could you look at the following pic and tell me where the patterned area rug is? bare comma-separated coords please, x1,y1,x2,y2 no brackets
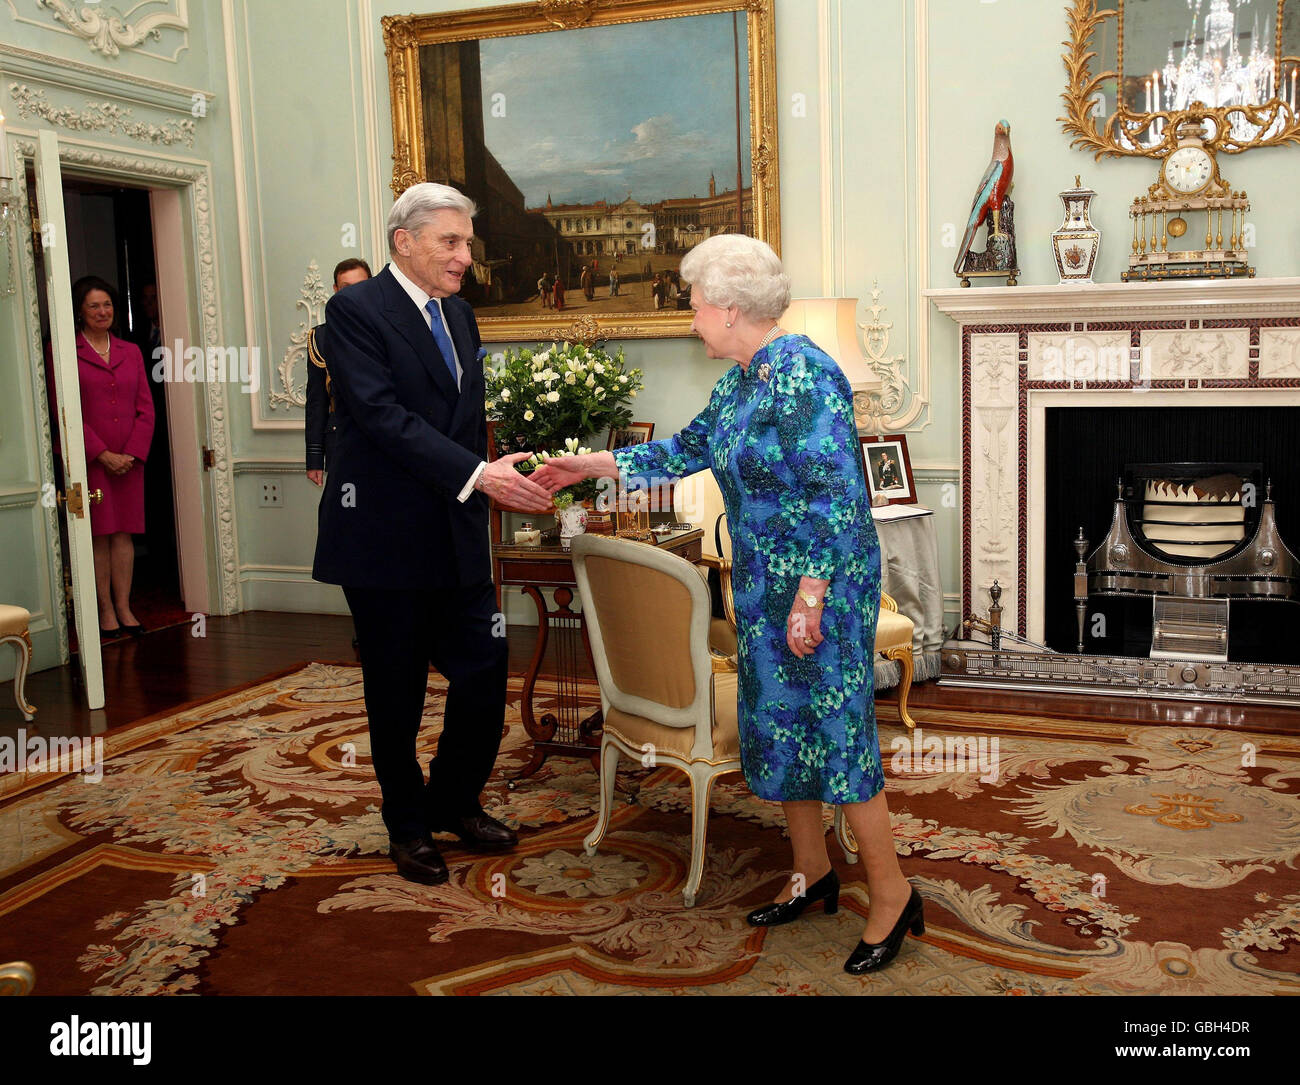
1,663,1297,995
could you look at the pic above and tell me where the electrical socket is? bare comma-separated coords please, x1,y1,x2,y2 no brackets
259,479,282,507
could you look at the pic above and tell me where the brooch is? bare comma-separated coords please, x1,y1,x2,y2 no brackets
757,362,772,382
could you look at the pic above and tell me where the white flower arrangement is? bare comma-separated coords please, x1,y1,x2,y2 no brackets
485,340,644,458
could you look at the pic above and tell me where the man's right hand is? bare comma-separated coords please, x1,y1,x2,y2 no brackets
306,469,324,487
476,452,556,513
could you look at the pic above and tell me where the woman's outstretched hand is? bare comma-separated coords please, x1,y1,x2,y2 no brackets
531,460,588,495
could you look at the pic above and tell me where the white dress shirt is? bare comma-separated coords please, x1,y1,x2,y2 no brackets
387,260,485,502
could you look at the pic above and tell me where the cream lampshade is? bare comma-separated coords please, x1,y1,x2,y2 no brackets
780,297,879,393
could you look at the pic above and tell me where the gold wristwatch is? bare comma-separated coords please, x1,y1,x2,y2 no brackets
798,591,822,608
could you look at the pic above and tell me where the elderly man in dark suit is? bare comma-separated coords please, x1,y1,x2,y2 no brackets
314,183,553,886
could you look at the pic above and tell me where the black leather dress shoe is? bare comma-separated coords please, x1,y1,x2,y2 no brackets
844,885,924,975
388,836,449,885
746,869,840,927
432,812,517,850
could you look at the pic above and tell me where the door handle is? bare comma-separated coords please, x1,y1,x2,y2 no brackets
56,483,100,518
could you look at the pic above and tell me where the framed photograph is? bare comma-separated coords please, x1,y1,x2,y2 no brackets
382,0,780,343
860,434,917,506
607,421,655,450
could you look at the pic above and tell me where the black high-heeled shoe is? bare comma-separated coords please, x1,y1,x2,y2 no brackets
746,869,839,927
844,885,924,974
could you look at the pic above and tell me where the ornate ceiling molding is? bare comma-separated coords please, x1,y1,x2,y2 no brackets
0,42,213,114
33,0,190,60
8,82,196,146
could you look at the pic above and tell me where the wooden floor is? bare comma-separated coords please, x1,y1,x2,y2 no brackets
2,611,1298,746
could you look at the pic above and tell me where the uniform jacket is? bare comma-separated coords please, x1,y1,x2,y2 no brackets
304,323,335,472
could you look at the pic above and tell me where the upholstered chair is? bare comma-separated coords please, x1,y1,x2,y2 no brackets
673,470,737,669
0,605,37,721
570,533,742,907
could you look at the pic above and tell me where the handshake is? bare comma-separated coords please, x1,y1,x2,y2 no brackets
475,450,606,513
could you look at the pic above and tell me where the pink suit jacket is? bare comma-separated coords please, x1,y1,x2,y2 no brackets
76,333,155,536
77,333,154,463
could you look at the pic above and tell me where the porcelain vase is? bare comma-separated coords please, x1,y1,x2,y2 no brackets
557,504,587,549
1052,178,1101,284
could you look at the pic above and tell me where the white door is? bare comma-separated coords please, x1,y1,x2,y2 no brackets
35,130,105,709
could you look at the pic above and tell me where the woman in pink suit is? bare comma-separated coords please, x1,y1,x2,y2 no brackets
73,276,155,638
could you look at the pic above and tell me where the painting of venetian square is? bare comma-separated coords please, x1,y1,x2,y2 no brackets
418,11,755,317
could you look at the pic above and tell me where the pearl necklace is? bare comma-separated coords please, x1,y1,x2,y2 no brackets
85,332,110,357
756,324,784,352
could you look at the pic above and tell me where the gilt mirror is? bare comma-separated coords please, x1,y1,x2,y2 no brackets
1062,0,1300,156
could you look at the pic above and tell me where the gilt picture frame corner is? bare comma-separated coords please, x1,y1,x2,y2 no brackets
383,0,780,343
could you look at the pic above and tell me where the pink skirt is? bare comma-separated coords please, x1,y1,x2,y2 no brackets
87,458,146,536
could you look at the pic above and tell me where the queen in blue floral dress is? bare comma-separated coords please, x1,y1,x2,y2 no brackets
531,234,924,975
612,335,884,805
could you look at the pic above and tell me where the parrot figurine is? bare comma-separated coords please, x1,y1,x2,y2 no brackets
953,119,1014,277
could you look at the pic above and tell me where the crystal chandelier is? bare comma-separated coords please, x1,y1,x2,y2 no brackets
1143,0,1282,144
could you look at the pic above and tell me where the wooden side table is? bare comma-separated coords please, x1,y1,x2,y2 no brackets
493,528,703,785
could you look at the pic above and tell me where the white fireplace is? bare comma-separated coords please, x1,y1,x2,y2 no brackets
926,278,1300,652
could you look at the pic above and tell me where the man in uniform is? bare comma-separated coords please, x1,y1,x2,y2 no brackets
305,258,372,487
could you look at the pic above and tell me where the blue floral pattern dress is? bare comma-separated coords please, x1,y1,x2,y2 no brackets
613,334,884,804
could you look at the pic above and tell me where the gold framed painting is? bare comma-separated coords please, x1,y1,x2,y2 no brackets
382,0,780,343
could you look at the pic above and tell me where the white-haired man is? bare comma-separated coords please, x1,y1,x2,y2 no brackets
314,182,552,886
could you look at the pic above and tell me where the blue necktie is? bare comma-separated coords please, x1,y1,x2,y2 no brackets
425,298,459,389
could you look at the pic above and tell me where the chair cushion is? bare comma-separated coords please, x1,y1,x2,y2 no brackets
0,605,32,638
603,672,740,764
875,607,913,653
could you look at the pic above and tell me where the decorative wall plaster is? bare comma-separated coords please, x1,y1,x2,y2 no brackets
9,83,195,147
268,261,329,412
1140,328,1250,380
34,0,190,60
1259,329,1300,378
968,333,1020,633
1028,331,1130,382
853,282,912,434
15,138,239,616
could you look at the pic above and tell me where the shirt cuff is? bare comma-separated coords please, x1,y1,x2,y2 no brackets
458,460,487,503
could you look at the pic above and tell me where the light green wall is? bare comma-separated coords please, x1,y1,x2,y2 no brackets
0,0,251,677
7,0,1300,678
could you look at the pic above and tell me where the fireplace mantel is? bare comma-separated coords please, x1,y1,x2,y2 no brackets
927,277,1300,650
925,277,1300,325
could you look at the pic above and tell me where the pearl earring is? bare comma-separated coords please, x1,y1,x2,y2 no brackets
726,321,733,327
